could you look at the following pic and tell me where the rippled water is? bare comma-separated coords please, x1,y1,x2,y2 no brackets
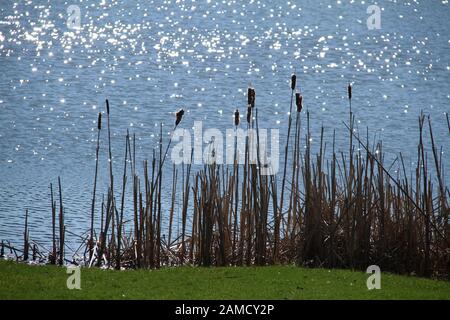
0,0,449,250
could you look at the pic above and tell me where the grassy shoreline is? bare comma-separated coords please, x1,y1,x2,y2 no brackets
0,260,448,300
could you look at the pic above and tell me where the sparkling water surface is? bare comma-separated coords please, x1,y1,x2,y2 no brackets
0,0,449,250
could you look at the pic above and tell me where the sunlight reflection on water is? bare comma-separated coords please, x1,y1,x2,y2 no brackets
0,0,449,248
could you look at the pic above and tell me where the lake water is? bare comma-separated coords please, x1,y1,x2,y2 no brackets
0,0,449,251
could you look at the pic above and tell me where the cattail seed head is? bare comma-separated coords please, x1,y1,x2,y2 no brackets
175,108,184,126
251,89,255,108
246,106,252,123
291,74,296,90
234,109,240,126
295,92,303,113
247,87,255,108
106,99,110,114
97,112,102,130
348,83,352,100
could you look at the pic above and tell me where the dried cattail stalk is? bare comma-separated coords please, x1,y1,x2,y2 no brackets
296,92,303,113
234,109,240,126
50,183,56,265
23,209,29,261
291,74,296,90
58,177,64,266
246,106,252,123
175,109,185,126
106,99,110,114
90,112,102,262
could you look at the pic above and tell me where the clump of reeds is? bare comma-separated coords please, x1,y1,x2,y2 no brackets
8,77,448,279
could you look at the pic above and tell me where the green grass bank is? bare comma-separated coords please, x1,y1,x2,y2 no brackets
0,260,448,299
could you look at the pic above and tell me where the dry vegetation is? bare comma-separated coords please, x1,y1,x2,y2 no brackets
2,75,449,279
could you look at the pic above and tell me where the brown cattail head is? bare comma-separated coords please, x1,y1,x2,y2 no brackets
348,83,352,100
252,88,255,107
291,74,296,90
106,99,110,114
175,109,184,126
246,106,252,123
247,87,255,108
97,112,102,130
234,109,240,126
295,92,303,113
